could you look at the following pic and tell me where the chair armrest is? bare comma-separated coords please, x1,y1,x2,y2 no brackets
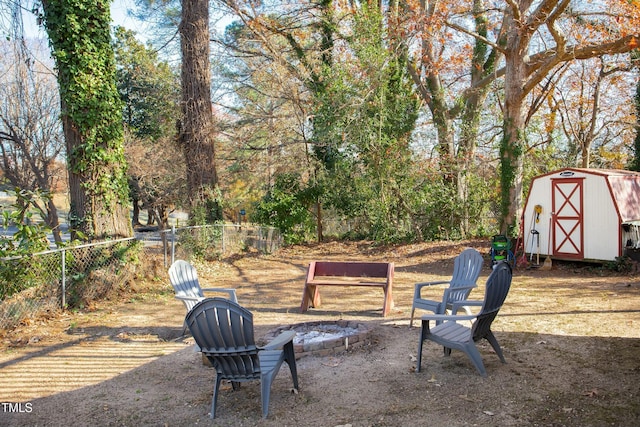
450,300,483,308
201,288,238,303
413,280,450,299
175,295,202,303
262,330,296,350
420,313,477,323
449,300,483,314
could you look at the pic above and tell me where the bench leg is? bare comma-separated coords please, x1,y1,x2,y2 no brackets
300,284,320,312
310,285,321,307
300,285,310,312
382,286,393,317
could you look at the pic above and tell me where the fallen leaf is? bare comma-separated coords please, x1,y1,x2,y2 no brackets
321,358,341,367
483,411,495,416
583,389,599,397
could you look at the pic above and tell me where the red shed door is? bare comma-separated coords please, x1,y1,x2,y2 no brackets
551,178,584,259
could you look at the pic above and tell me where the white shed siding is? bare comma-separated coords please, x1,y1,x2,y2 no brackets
580,172,617,260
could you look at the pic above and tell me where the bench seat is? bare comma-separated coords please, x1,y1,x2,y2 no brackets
300,261,394,316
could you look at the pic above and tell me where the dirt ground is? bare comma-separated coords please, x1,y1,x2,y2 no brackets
1,239,640,427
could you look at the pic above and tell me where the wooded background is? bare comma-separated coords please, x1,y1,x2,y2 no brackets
0,0,638,247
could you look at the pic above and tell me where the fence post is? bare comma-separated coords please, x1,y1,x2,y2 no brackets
61,248,66,308
171,226,176,265
162,230,167,268
222,224,225,254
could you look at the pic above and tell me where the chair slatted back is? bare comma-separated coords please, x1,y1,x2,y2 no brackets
169,260,204,310
472,261,512,341
447,248,484,302
186,298,261,379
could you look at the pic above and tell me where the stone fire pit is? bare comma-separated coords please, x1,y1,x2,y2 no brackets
263,320,373,358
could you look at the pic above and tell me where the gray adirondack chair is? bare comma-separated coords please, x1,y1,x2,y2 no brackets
185,297,299,419
169,260,238,312
409,248,483,327
416,261,513,377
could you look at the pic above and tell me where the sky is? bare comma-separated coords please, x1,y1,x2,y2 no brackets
111,0,142,29
22,0,146,40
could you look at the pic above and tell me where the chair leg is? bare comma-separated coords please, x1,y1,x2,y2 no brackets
210,374,223,418
260,367,282,418
260,374,273,419
258,350,287,419
409,307,416,328
416,320,430,372
463,343,487,377
485,331,506,363
283,341,299,390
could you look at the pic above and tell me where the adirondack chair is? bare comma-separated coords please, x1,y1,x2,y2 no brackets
168,260,238,312
416,261,513,377
185,298,299,419
409,248,483,327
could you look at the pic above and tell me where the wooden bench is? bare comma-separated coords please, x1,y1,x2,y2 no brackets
300,261,394,317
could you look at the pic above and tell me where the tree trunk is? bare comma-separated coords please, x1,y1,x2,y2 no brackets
500,9,528,236
499,100,526,236
45,198,62,244
179,0,220,222
631,67,640,172
62,111,132,240
42,0,132,241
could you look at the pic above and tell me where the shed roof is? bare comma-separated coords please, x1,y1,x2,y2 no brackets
536,168,640,222
605,172,640,222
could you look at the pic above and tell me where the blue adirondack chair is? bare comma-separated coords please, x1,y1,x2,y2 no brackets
416,261,513,377
410,248,483,327
185,297,299,419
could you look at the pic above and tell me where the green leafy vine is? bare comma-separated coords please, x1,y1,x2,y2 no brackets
38,0,129,210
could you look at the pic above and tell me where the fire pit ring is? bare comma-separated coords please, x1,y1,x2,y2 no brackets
263,320,373,358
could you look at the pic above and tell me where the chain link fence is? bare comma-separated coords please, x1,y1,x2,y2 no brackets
154,224,281,265
0,224,281,333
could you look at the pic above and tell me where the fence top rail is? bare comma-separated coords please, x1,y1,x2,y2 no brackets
0,237,137,262
1,224,281,262
158,224,280,233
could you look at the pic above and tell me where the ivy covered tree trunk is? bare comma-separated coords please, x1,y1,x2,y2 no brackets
179,0,221,223
498,6,528,237
631,60,640,172
40,0,132,241
499,102,526,236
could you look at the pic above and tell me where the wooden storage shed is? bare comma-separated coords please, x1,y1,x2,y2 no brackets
521,168,640,262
